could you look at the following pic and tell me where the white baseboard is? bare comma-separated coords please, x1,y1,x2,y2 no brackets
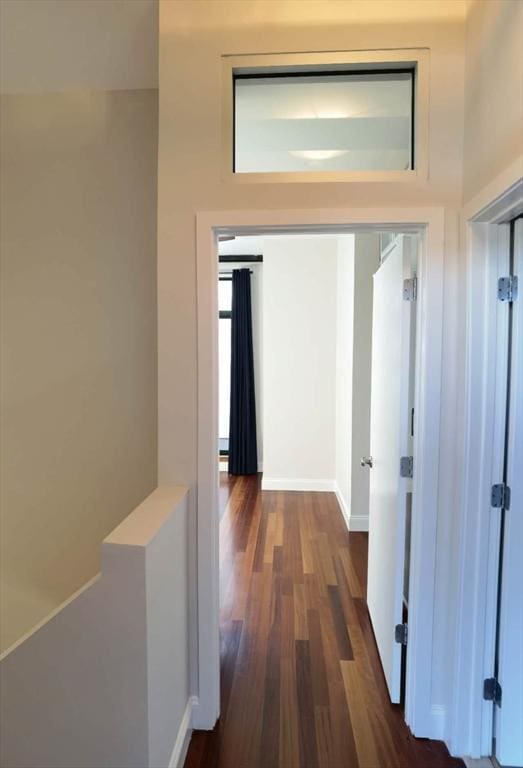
191,696,218,731
334,485,369,532
429,704,447,741
347,515,369,532
462,758,493,767
261,477,336,492
334,485,351,529
168,696,197,768
218,463,264,473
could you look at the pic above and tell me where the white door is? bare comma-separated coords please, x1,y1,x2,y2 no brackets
366,235,415,703
495,216,523,768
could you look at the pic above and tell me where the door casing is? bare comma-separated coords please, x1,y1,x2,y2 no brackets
450,175,523,759
193,207,446,738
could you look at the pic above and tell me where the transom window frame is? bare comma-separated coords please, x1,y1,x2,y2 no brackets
221,48,429,185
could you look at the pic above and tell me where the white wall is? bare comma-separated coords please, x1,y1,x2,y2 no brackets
334,236,355,520
0,487,190,768
261,235,338,490
440,0,523,753
463,0,523,202
350,234,381,530
158,0,465,487
157,0,468,748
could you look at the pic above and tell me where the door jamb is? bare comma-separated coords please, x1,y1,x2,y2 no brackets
449,176,523,758
194,207,445,738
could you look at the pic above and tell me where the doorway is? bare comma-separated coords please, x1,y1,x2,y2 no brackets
453,181,523,765
215,232,417,706
194,207,445,737
488,214,523,768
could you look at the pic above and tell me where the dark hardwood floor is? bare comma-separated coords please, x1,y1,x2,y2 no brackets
185,474,464,768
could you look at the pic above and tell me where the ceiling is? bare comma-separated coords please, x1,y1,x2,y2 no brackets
168,0,467,30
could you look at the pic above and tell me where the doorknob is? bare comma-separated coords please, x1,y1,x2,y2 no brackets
361,456,373,468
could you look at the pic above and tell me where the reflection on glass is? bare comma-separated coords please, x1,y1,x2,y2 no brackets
234,71,413,173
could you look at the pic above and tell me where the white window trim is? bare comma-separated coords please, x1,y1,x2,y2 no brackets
221,48,430,184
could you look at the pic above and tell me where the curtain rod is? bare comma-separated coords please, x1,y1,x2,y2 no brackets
218,254,263,263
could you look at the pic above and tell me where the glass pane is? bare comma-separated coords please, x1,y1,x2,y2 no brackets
234,71,413,173
219,317,231,440
219,279,232,311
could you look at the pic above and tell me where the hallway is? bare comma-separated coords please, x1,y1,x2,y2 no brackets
184,476,464,768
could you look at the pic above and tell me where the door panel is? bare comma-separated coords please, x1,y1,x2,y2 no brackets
495,217,523,768
367,235,414,703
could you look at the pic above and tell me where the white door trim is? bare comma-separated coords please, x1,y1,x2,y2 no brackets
194,206,445,737
450,173,523,759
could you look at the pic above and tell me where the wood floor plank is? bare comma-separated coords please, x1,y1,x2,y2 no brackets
306,609,330,706
339,546,365,599
341,660,382,768
327,584,354,661
281,592,295,660
293,582,309,641
263,511,277,564
184,475,464,768
260,574,282,768
300,494,315,575
296,639,319,768
316,532,338,587
326,674,360,767
279,658,300,768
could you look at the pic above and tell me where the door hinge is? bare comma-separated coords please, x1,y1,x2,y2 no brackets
395,623,408,645
483,677,502,707
403,277,417,301
498,276,518,302
400,456,413,478
491,483,511,510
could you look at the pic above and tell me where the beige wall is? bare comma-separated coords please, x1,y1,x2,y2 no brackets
0,88,159,652
463,0,523,202
0,0,158,94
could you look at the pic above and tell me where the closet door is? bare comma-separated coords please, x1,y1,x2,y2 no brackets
494,217,523,768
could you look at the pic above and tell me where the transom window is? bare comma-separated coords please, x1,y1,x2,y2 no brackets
234,69,414,174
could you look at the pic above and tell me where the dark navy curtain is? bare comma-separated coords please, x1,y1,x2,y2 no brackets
228,269,258,475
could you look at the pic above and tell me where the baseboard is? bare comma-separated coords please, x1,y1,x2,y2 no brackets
218,463,263,473
261,477,336,492
334,485,351,529
462,758,494,767
168,696,197,768
429,704,447,741
347,515,369,532
334,485,369,532
191,695,218,731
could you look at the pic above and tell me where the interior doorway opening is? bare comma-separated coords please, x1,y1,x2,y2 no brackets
452,180,523,765
214,226,419,713
195,208,445,740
